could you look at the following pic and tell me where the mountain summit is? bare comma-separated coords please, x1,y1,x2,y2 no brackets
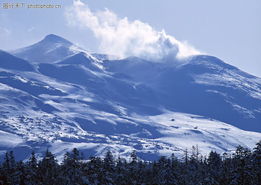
42,34,73,45
12,34,82,63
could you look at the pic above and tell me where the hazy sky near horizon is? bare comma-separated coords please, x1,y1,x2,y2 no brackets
0,0,260,76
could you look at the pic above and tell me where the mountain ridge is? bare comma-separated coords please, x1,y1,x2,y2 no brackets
0,34,260,161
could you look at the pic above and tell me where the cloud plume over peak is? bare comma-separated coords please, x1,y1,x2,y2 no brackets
66,0,200,61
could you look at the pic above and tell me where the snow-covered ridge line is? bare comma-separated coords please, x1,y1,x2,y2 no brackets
0,34,260,161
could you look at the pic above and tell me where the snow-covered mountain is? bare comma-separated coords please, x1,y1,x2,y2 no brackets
12,34,83,63
0,34,260,161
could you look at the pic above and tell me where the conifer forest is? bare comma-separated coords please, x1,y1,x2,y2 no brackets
0,141,260,185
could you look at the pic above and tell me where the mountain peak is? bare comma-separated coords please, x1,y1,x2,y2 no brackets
42,34,72,45
12,34,76,63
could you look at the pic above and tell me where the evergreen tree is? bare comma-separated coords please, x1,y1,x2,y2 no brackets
187,147,202,185
205,151,222,185
60,148,84,185
231,145,253,185
126,150,141,184
252,140,261,185
16,161,26,185
37,149,58,185
83,156,103,184
102,150,115,184
114,157,127,185
0,140,260,185
220,154,233,184
2,151,18,184
1,152,10,185
156,156,177,184
25,151,38,185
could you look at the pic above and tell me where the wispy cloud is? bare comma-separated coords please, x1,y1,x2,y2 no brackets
65,0,200,61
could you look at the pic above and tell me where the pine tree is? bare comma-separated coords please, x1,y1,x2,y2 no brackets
0,141,260,185
38,149,58,185
231,145,253,185
60,148,83,185
83,156,103,184
102,150,115,184
252,140,261,184
206,151,222,185
16,161,26,185
220,153,233,184
2,151,18,184
25,151,38,185
156,156,177,184
130,150,138,164
1,152,11,184
114,157,127,185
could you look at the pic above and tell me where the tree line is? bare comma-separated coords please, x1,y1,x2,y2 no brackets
0,141,260,185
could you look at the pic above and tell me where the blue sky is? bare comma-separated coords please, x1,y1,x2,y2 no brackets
0,0,260,76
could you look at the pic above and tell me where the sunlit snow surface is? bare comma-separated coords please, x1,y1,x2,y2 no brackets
0,35,260,161
0,101,260,161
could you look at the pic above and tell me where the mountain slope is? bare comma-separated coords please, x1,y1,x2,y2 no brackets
0,50,34,71
0,35,260,161
104,56,261,131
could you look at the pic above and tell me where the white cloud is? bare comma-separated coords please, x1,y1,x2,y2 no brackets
65,0,200,61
